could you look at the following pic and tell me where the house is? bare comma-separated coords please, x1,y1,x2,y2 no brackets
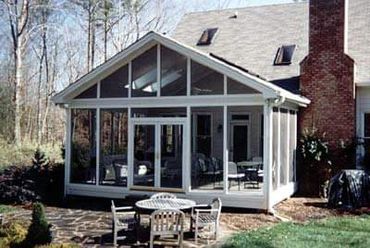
52,0,370,212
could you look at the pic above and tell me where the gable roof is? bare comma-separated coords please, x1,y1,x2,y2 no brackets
52,31,309,106
173,0,370,86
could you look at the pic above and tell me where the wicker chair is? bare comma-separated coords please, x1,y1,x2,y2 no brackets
150,209,185,248
150,192,177,200
191,198,222,244
111,200,139,247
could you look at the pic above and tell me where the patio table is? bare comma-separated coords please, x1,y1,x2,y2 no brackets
135,198,196,211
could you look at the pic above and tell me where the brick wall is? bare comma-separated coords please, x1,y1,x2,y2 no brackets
300,0,355,148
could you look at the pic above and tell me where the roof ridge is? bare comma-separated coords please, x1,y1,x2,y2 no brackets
183,1,307,16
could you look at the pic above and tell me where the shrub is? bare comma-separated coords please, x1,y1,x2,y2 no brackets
0,148,64,205
0,222,28,248
24,203,52,247
298,127,332,196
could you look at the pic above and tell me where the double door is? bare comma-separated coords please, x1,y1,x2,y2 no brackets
130,118,186,191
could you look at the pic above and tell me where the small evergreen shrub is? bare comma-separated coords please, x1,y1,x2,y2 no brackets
24,202,52,246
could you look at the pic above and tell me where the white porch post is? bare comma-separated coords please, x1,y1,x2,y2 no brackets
64,108,72,196
263,102,274,213
185,106,191,193
223,105,228,193
96,108,100,186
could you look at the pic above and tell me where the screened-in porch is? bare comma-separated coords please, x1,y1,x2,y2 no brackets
54,32,308,210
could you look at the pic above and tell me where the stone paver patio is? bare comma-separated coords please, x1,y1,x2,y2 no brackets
3,197,337,247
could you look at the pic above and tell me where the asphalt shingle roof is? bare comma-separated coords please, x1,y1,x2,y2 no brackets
173,0,370,89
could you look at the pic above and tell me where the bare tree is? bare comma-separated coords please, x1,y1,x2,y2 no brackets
1,0,31,145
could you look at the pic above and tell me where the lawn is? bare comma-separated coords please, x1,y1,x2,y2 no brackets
0,205,15,214
223,215,370,248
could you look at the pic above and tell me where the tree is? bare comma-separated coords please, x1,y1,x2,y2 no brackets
1,0,30,145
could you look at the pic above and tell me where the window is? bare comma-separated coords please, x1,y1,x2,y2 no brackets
160,46,187,96
70,109,96,184
191,61,223,95
99,109,128,186
75,84,97,99
100,65,128,98
227,78,259,94
191,107,224,191
132,46,158,97
195,114,212,157
274,45,296,65
197,28,218,46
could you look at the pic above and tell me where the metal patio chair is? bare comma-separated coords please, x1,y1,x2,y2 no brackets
150,209,185,248
228,162,244,190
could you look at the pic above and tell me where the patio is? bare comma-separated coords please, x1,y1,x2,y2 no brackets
3,197,341,247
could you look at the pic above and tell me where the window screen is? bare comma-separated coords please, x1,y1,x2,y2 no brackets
100,65,128,98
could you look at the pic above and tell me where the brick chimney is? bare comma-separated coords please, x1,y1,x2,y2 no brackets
300,0,355,148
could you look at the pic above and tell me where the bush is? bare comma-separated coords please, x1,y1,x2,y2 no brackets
298,127,332,196
24,203,52,247
0,222,28,248
0,149,64,205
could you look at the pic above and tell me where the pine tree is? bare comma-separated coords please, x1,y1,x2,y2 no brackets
25,202,52,246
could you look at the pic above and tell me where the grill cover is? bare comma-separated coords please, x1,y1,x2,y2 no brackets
328,170,370,209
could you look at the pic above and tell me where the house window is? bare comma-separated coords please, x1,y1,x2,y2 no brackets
160,46,187,96
191,61,223,95
197,28,218,46
274,45,296,65
99,109,128,186
131,46,158,97
100,65,128,98
75,84,97,99
70,109,96,184
363,113,370,166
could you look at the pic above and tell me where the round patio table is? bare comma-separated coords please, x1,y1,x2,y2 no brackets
135,198,196,211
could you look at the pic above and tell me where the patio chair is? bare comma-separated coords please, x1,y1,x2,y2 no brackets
150,209,185,248
150,192,177,200
228,162,244,190
111,200,139,247
191,198,222,244
202,157,223,188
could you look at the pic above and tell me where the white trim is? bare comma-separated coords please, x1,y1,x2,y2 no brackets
186,57,191,96
264,103,273,212
97,82,101,98
186,106,191,193
276,108,281,189
67,94,265,109
96,108,100,186
64,109,71,196
52,32,310,106
285,111,290,185
128,62,132,98
223,106,228,193
157,44,161,97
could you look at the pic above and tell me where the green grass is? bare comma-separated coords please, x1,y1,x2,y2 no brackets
223,215,370,248
0,204,15,214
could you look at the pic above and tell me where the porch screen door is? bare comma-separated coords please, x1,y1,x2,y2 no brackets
132,119,185,190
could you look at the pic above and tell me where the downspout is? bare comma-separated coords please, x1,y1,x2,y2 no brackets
265,94,285,215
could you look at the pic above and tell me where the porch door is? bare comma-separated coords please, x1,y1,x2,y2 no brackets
132,118,185,190
231,123,249,163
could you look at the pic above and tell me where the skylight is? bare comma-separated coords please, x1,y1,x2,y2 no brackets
274,45,296,65
197,28,218,46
